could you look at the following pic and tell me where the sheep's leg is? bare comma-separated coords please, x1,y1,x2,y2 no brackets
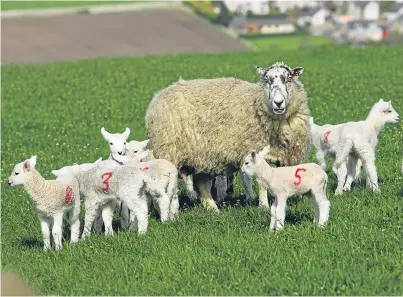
257,179,269,209
81,201,98,241
240,171,254,203
68,202,81,245
343,155,358,191
360,152,380,193
39,216,51,251
194,173,219,212
214,175,227,205
169,192,180,220
316,150,327,171
335,161,347,196
102,199,117,236
274,196,287,231
52,212,64,250
269,198,278,231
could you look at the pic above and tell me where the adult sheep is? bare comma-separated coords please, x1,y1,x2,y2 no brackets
145,61,311,211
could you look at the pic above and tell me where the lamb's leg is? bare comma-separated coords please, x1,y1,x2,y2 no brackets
257,179,269,209
214,175,227,205
274,195,287,231
39,216,51,251
343,155,358,192
194,173,218,212
92,211,104,233
68,202,81,245
81,200,98,241
240,171,254,203
102,199,117,236
360,152,380,193
310,186,330,227
269,198,278,231
169,192,180,220
52,212,64,250
133,197,149,234
119,201,130,230
307,193,320,224
335,161,348,196
354,159,363,182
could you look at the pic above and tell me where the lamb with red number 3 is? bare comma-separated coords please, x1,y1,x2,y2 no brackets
7,156,81,250
241,145,330,231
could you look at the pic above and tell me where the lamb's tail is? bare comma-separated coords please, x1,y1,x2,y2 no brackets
334,139,353,168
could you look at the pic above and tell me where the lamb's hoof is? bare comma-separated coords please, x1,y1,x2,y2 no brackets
372,187,381,194
258,203,270,210
334,189,343,196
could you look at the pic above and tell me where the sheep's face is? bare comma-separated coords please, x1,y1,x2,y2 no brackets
101,127,130,156
256,62,304,115
374,99,399,124
126,139,149,157
8,156,37,186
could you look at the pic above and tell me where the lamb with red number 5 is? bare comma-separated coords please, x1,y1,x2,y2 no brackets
241,145,330,231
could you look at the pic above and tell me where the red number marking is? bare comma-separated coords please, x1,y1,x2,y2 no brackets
140,167,150,172
323,130,331,144
101,172,113,191
65,186,73,205
294,168,307,187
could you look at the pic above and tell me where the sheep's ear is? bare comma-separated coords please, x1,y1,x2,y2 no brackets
258,145,270,159
123,127,131,139
101,127,110,140
292,67,304,76
140,139,150,149
254,65,266,78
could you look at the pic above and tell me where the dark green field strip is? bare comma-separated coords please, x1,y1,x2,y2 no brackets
1,45,403,295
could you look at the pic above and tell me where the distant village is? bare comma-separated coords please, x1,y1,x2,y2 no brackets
187,1,403,46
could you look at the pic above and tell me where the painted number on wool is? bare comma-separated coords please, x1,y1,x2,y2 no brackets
323,130,331,144
140,167,150,172
101,172,113,191
294,168,306,187
65,186,73,205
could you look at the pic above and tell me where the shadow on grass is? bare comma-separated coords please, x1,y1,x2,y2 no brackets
21,238,43,249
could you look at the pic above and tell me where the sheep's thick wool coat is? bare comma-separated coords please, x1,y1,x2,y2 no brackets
145,77,311,174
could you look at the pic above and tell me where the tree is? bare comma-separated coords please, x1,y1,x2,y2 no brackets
216,1,231,27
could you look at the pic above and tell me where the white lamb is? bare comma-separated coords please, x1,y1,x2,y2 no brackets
241,146,330,231
333,99,399,195
112,151,180,223
101,127,130,161
309,117,362,181
8,156,81,250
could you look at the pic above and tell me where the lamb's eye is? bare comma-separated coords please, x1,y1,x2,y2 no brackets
134,150,138,153
244,162,249,165
109,142,113,145
15,172,19,175
124,142,126,145
388,110,392,113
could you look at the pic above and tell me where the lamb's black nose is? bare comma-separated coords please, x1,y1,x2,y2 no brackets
118,152,122,155
8,181,11,186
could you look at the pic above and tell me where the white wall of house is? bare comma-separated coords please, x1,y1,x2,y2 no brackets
275,0,318,14
223,0,270,15
260,23,296,34
363,1,379,20
383,6,403,22
310,9,329,26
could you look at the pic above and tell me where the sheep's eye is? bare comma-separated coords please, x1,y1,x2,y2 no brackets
244,162,249,165
109,142,113,145
134,150,138,153
388,110,392,113
15,172,19,175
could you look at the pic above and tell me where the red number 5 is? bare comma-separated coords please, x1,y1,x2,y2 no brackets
294,168,306,187
101,172,113,191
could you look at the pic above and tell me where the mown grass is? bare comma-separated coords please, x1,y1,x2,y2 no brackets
1,0,140,11
2,46,403,295
243,34,332,51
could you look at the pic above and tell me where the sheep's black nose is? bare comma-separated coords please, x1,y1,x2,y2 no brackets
118,152,122,155
275,101,282,107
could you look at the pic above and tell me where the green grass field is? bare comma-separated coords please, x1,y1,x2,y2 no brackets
2,46,403,295
1,0,140,10
243,34,333,51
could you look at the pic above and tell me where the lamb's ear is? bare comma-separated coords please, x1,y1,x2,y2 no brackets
23,156,37,171
140,139,150,149
123,127,131,139
251,151,257,162
101,127,110,141
51,169,60,176
379,99,384,103
292,67,304,76
254,65,266,78
258,145,271,159
138,150,149,161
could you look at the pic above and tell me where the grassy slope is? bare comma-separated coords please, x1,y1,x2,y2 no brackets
1,0,139,10
2,46,403,296
243,34,332,50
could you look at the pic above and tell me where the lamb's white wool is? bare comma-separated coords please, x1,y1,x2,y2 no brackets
112,152,179,225
333,99,399,195
241,146,330,231
8,156,81,250
126,140,149,158
101,127,130,160
309,117,362,182
51,157,103,177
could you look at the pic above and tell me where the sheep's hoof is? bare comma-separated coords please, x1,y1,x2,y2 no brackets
201,198,219,213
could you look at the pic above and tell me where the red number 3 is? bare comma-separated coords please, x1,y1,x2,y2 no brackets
294,168,306,187
101,172,113,191
323,130,331,144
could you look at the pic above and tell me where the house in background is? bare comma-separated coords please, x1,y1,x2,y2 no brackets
347,1,380,21
229,16,296,35
297,7,330,27
381,2,403,22
275,0,319,14
223,0,270,15
344,20,383,42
